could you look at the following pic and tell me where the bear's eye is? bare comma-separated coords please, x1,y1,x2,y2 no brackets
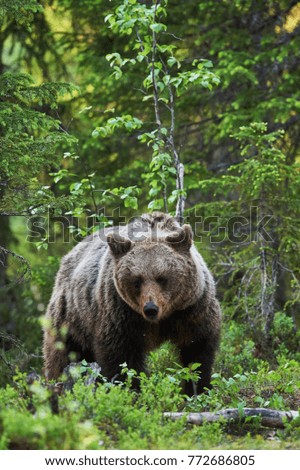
133,277,142,290
156,276,167,286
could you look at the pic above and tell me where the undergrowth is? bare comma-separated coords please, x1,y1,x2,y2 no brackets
0,315,299,450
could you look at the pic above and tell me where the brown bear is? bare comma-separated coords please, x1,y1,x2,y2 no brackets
43,212,221,395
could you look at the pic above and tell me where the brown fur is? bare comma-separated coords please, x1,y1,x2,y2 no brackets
43,212,221,395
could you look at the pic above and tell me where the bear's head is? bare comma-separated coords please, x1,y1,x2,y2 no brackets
107,224,203,322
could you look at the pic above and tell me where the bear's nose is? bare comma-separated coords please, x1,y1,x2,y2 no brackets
143,301,159,319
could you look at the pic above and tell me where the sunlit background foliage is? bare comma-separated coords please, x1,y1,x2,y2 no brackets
0,0,300,449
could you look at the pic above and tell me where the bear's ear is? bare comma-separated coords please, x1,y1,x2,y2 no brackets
107,232,132,257
165,224,193,252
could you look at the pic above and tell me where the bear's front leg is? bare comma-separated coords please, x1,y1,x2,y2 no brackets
93,336,147,390
43,330,69,380
180,339,217,396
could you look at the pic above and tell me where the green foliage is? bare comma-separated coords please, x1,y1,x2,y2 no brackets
0,72,77,215
271,312,300,359
197,123,300,343
92,114,143,138
0,0,42,29
1,0,300,451
0,256,61,387
102,0,220,212
0,342,299,450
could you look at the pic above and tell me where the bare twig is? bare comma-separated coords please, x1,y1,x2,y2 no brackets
0,246,31,283
278,261,300,283
0,332,28,373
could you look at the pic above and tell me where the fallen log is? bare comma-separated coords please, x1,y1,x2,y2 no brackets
164,408,299,428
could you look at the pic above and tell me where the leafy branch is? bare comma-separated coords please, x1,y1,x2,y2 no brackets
102,0,220,221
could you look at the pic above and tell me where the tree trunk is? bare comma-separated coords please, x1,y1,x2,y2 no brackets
0,216,11,290
258,193,279,354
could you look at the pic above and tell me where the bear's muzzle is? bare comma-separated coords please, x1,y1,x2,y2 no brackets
143,301,159,320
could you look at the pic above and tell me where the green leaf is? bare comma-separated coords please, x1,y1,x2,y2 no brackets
150,23,167,34
104,14,114,23
190,363,201,371
124,196,138,209
91,128,99,138
167,57,178,68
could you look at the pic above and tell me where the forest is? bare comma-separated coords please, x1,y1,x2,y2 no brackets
0,0,300,450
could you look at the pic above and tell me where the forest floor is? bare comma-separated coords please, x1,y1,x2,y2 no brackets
0,321,300,450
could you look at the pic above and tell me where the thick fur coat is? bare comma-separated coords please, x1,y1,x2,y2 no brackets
43,212,221,394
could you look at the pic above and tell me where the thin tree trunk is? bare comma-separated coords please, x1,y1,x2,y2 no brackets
258,194,279,352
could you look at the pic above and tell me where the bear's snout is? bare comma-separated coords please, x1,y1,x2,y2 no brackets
143,301,159,320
